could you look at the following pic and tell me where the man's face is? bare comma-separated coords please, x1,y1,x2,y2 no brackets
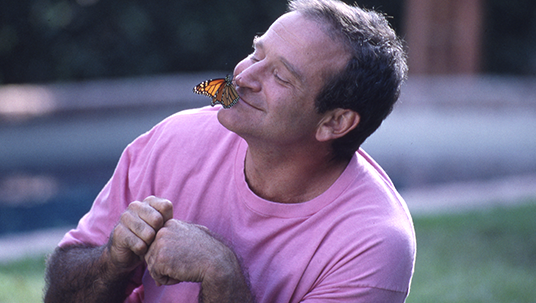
218,12,350,148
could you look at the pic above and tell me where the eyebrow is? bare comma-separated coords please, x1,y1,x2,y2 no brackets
253,36,305,85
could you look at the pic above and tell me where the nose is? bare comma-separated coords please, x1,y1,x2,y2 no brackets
234,58,262,93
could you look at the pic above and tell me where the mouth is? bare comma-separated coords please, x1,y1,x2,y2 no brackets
237,94,263,111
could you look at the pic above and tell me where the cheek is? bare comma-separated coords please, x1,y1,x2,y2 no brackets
271,94,322,131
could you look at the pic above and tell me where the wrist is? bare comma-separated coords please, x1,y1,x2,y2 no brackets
102,244,140,278
105,234,144,274
200,249,254,303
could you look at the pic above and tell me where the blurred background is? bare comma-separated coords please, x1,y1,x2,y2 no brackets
0,0,535,302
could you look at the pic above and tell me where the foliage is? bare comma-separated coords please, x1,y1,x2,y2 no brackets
482,0,536,75
0,0,402,84
0,0,285,83
1,0,535,84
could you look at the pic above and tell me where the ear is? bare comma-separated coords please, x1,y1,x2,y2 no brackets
316,109,360,142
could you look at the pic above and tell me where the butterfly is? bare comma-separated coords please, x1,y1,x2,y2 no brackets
193,74,239,109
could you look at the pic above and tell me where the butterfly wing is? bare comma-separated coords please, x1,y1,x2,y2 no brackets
193,78,226,98
220,76,239,108
193,75,239,109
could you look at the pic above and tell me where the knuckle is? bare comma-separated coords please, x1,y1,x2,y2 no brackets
128,200,143,210
132,220,151,238
119,210,133,223
112,224,127,242
161,199,173,209
152,212,165,228
148,196,172,209
142,227,156,243
130,238,148,256
194,223,210,233
143,195,157,203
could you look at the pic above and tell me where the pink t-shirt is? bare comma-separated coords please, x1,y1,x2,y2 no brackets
60,106,416,302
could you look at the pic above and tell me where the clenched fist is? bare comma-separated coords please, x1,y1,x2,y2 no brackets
108,196,173,271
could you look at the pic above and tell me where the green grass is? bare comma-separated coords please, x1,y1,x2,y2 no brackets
0,256,46,303
0,201,535,302
407,201,536,303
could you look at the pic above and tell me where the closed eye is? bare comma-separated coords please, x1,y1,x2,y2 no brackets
274,71,290,85
249,53,260,63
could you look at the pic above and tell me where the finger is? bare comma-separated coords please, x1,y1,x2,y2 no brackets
144,196,174,223
108,222,147,269
124,227,150,257
128,198,168,233
145,241,182,286
117,213,153,254
122,203,158,245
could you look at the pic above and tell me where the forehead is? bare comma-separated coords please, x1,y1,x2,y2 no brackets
260,12,350,88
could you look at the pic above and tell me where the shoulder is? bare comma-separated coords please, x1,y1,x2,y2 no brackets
144,106,224,141
125,106,234,157
114,105,242,199
316,149,416,292
120,105,243,182
343,149,415,253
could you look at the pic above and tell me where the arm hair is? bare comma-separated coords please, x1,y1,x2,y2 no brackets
44,244,137,303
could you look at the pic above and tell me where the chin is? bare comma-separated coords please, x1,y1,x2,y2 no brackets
217,105,257,139
217,106,239,132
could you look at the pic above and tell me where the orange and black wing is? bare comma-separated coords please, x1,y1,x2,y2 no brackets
193,75,239,109
219,76,239,108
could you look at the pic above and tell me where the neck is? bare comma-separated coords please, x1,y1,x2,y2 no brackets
244,142,349,204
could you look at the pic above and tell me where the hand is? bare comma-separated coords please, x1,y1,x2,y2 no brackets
145,220,236,286
107,196,173,271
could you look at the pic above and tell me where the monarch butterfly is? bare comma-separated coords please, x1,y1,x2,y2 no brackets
193,75,239,109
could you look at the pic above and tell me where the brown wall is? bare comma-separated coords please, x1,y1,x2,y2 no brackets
405,0,483,74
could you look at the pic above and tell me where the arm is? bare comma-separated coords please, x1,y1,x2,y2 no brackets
145,220,255,303
44,243,136,303
44,196,173,303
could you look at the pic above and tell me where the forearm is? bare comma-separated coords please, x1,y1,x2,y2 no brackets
44,244,136,303
199,250,255,303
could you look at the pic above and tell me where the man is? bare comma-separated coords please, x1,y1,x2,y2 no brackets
45,0,415,302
